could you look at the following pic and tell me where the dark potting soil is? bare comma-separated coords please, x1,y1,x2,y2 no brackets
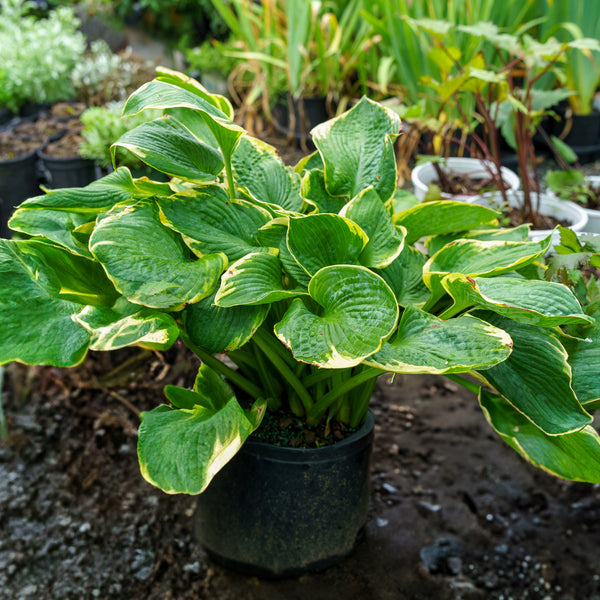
250,409,359,448
435,173,501,196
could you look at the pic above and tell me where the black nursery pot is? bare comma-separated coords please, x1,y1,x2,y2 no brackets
0,149,41,238
37,151,99,189
193,411,375,578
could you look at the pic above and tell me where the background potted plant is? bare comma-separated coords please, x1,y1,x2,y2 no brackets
2,69,600,577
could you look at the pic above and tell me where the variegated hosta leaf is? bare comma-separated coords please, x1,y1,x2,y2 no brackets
393,201,501,244
426,224,531,257
75,298,179,351
480,388,600,483
274,265,399,368
287,214,368,277
111,115,224,182
216,250,307,307
374,245,431,307
257,220,311,287
365,305,512,373
122,79,244,159
138,365,266,494
311,96,400,202
475,312,592,435
423,237,552,305
0,240,91,366
155,66,235,118
340,187,405,268
157,186,271,263
182,291,269,353
300,169,346,214
90,201,227,310
442,274,593,326
9,208,96,257
563,322,600,407
17,167,137,212
232,136,303,212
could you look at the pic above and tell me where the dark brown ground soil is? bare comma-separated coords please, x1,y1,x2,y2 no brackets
2,343,600,600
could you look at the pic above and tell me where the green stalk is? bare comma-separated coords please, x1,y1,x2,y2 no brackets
307,367,381,424
444,373,481,395
224,154,236,200
252,344,282,411
182,335,264,400
251,328,314,414
349,375,379,428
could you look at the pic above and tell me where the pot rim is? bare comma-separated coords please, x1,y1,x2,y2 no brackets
242,410,375,461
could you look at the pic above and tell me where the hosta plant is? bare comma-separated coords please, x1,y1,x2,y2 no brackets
2,69,600,495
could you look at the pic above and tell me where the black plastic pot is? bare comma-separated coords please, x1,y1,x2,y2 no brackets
545,108,600,164
194,411,375,578
272,96,331,142
37,151,99,189
0,149,42,238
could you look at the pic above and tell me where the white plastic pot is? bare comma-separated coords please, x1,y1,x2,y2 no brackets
546,175,600,234
470,191,588,245
411,157,521,202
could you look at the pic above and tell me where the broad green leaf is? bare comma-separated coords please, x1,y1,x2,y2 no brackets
182,290,269,353
365,305,512,374
274,265,398,368
426,225,531,256
194,363,237,408
232,132,303,213
157,186,271,263
216,251,307,307
393,201,501,245
257,219,311,288
475,312,592,435
442,275,593,326
155,66,235,118
123,79,244,160
480,389,600,483
17,167,136,212
300,169,346,214
375,245,430,307
287,214,368,276
138,393,266,494
111,115,224,182
90,201,226,310
9,208,95,257
564,323,600,406
75,297,179,351
340,187,405,269
0,240,90,366
311,97,400,202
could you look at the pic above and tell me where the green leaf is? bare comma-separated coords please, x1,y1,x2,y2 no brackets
441,275,593,326
393,201,501,245
475,312,592,435
157,186,272,263
365,305,512,374
480,389,600,483
274,265,398,368
340,187,405,269
0,240,90,366
232,131,303,213
138,386,266,494
123,79,244,160
287,214,368,276
111,115,224,182
90,201,227,310
75,298,179,351
18,167,136,213
300,169,346,214
311,96,400,202
183,291,269,354
563,323,600,406
9,208,96,257
374,245,430,307
215,251,307,307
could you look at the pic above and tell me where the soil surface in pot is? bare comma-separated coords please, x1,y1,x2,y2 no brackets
2,344,600,600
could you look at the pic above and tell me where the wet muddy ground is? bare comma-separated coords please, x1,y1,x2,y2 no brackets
1,345,599,600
